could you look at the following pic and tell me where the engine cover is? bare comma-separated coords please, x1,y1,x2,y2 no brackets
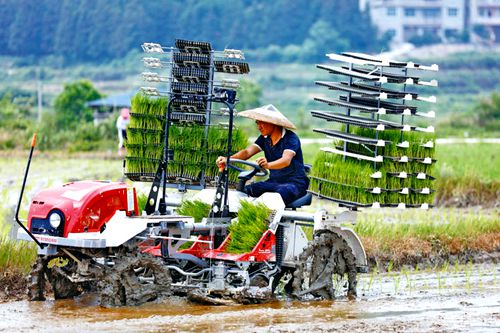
27,181,138,237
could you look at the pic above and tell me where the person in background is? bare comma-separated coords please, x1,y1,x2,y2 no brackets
216,104,309,205
116,107,130,156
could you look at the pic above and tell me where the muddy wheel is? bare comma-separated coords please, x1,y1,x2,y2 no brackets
27,256,83,301
271,268,295,296
292,231,357,300
47,264,82,299
99,254,172,307
27,257,48,301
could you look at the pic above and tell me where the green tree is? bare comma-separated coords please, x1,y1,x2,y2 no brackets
475,92,500,131
53,80,102,129
236,79,262,112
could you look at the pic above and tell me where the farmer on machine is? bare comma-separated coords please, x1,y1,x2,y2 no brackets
216,104,309,205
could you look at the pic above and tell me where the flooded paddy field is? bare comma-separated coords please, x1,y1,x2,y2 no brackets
0,263,497,332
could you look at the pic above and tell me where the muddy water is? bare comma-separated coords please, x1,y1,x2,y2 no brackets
0,264,498,333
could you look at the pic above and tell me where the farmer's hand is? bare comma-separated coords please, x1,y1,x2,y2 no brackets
216,156,226,172
255,156,268,169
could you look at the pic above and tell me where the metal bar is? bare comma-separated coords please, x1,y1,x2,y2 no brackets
150,235,213,245
222,100,234,217
167,266,211,277
15,133,44,248
158,96,175,214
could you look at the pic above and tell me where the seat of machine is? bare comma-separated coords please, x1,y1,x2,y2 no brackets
286,192,312,209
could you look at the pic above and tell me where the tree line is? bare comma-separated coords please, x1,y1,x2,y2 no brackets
0,0,387,64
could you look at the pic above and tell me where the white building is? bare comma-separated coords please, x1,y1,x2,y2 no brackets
469,0,500,42
363,0,466,44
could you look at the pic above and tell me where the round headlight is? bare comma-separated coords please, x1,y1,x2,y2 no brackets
49,212,62,228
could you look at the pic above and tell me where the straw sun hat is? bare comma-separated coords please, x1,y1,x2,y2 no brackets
237,104,296,130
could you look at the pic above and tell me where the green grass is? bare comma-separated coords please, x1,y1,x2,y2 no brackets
0,208,37,274
437,143,499,182
0,237,37,274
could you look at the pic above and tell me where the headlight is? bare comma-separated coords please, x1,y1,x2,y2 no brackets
49,212,62,228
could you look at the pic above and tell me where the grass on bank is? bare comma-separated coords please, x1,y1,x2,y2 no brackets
0,237,37,275
355,208,500,268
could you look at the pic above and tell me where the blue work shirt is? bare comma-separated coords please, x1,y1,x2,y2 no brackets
254,129,309,190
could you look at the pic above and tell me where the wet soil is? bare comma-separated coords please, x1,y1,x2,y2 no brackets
0,263,498,332
1,251,498,305
0,271,27,303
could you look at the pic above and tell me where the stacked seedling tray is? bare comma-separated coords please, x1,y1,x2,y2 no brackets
309,52,438,209
125,39,250,189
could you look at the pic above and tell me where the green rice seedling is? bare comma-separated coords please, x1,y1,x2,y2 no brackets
126,128,145,146
227,201,272,254
383,190,403,204
393,272,401,293
366,266,377,292
410,176,434,189
144,145,164,160
310,151,379,188
309,177,320,193
387,260,394,274
383,171,410,189
166,161,183,178
403,131,436,159
126,145,143,158
125,158,138,173
146,95,168,117
136,192,148,213
177,199,211,222
402,267,412,293
465,261,473,292
408,192,435,205
183,162,202,180
313,178,381,204
131,93,150,115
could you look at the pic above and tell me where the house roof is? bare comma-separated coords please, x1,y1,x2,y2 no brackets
86,91,135,108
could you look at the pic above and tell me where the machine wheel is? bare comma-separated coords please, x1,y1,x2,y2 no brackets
292,231,357,300
271,268,295,296
27,256,83,301
27,257,48,301
47,264,83,299
99,253,172,307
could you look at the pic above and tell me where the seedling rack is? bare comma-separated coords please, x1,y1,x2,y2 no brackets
125,39,250,214
309,52,439,209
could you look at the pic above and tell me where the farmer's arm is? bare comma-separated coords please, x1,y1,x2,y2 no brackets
231,144,261,160
216,144,261,169
256,150,294,170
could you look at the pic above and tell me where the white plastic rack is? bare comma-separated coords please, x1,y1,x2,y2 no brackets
310,51,439,209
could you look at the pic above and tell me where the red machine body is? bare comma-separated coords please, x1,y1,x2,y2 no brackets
27,181,138,237
143,230,276,263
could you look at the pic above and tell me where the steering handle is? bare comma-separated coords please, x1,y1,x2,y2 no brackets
227,158,269,177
